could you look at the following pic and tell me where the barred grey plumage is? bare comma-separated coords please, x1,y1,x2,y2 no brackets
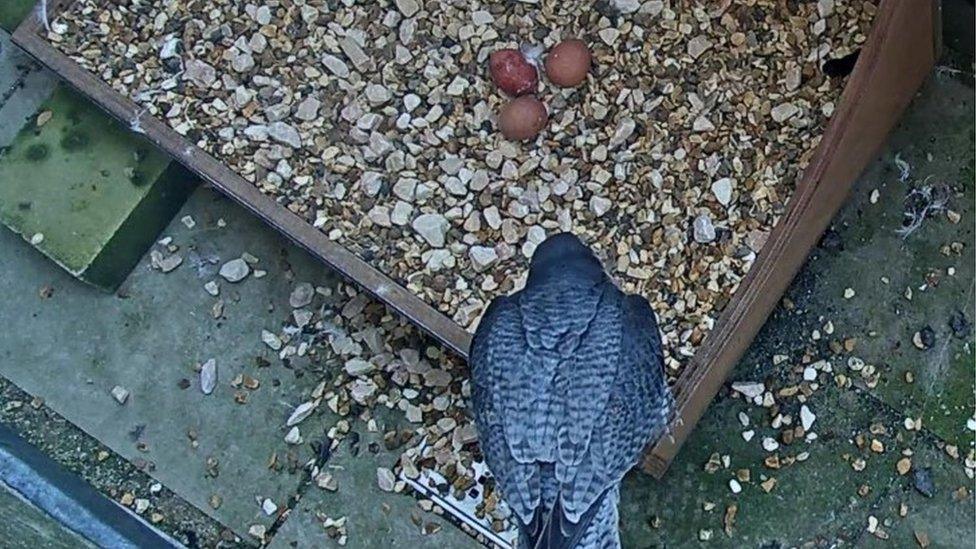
471,232,673,549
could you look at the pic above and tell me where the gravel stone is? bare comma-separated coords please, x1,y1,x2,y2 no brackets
184,59,215,88
321,54,350,78
771,102,799,123
267,122,302,148
365,84,392,106
412,213,450,247
800,405,816,431
289,282,315,308
711,178,733,206
913,468,935,497
687,36,712,59
339,37,371,71
376,467,397,492
218,258,250,282
200,359,217,395
294,97,321,121
231,51,254,72
590,196,612,217
345,358,374,376
391,201,414,226
110,386,129,405
693,215,716,244
611,0,642,14
286,401,317,427
469,246,498,271
395,0,420,17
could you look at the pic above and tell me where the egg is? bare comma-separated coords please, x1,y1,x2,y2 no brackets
545,39,591,88
498,96,547,141
489,49,538,96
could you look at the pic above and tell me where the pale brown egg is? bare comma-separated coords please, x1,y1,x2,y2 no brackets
545,39,591,88
498,96,548,141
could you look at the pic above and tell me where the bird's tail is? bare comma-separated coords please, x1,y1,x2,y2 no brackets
574,484,620,549
519,484,621,549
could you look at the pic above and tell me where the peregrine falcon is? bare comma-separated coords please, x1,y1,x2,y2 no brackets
471,232,673,548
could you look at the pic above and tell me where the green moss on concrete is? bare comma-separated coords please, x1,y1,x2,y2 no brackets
0,85,192,290
619,387,904,547
59,129,91,152
0,0,36,32
83,163,197,289
858,441,975,548
789,75,975,447
917,348,976,446
618,74,975,548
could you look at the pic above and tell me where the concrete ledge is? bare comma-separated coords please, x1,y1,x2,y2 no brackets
0,85,195,290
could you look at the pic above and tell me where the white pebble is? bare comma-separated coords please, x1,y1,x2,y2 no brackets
376,467,396,492
110,385,129,405
219,258,250,282
711,178,733,206
800,405,817,431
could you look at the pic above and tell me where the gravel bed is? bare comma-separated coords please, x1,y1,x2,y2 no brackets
47,0,875,375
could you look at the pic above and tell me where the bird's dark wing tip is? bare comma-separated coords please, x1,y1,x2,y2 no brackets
519,488,610,549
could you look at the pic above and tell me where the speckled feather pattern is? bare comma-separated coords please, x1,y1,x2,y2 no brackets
471,256,673,548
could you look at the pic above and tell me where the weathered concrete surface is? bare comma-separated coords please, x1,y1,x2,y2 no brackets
269,418,479,549
617,74,975,548
0,188,344,540
0,376,230,547
809,74,975,446
0,481,96,549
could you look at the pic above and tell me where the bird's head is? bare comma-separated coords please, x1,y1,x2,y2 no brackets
528,232,605,284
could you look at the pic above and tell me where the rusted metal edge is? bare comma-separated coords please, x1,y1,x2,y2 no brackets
13,0,473,359
643,0,939,477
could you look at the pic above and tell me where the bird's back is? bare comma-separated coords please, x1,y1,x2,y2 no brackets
471,265,671,549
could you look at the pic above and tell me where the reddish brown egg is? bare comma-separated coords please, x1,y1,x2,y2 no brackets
498,96,547,141
489,49,538,96
545,39,592,88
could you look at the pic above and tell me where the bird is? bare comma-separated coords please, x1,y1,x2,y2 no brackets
470,232,674,549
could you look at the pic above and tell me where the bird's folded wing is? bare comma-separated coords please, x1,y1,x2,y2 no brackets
470,296,540,525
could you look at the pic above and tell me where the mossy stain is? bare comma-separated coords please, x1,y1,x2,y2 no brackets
60,130,90,152
129,169,148,186
24,143,49,162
